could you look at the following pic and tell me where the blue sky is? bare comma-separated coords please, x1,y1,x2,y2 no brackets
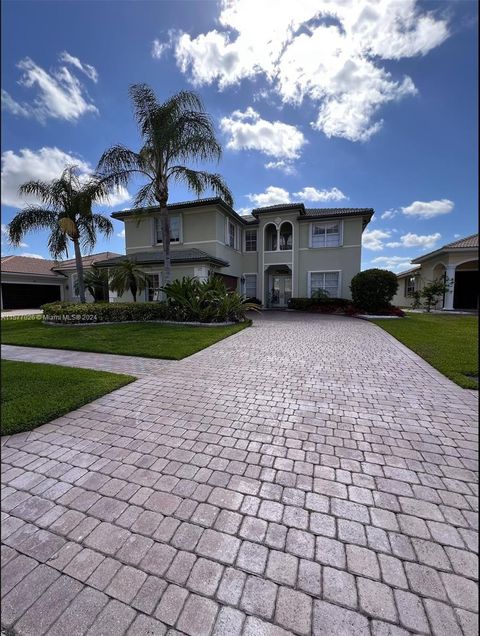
1,0,477,271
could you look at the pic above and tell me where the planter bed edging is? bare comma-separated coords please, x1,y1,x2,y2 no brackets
42,318,240,327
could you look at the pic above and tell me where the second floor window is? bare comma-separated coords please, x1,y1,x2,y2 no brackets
311,222,340,248
156,215,180,243
245,229,257,252
227,220,236,248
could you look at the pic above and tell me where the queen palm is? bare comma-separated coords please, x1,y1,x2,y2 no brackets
97,84,233,284
8,165,113,303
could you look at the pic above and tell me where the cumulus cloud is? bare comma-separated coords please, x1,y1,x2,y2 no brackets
294,186,347,202
246,186,290,207
246,184,348,207
381,209,397,220
1,147,130,209
18,252,45,259
264,160,296,175
2,53,98,123
362,228,391,251
401,199,454,219
220,107,306,159
174,0,449,141
117,228,126,239
371,255,415,272
386,232,441,249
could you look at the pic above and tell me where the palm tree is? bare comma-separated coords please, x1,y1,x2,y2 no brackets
97,84,233,284
8,165,113,303
109,258,148,302
75,265,109,302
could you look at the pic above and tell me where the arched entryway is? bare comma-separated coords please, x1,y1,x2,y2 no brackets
265,265,292,308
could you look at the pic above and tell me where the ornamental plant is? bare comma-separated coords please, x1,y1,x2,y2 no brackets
350,268,398,313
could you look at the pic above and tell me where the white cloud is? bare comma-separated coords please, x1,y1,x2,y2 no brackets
152,39,170,59
174,0,449,142
362,228,391,251
117,228,126,239
220,107,306,159
386,232,441,249
59,51,98,83
264,160,297,175
246,186,290,207
401,199,454,219
1,147,130,209
371,255,415,272
19,252,44,259
294,186,347,202
381,209,397,220
2,54,98,123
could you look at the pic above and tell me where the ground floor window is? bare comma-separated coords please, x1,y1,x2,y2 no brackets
309,271,340,298
405,276,416,296
243,274,257,299
145,273,162,301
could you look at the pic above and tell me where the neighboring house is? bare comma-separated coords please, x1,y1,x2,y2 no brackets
0,252,121,309
96,198,374,307
393,234,478,310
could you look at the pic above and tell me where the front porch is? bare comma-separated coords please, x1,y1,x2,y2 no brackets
263,265,292,308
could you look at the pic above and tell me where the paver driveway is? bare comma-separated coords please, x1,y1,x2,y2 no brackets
1,313,478,636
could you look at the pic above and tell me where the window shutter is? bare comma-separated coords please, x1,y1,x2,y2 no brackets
309,224,313,248
339,220,344,246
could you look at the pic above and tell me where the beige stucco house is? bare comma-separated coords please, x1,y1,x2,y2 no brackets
393,234,478,310
96,198,374,307
0,252,120,309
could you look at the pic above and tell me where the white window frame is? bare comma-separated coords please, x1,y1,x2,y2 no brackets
307,270,341,299
225,218,238,250
405,276,416,296
242,273,257,299
309,220,343,248
244,229,257,252
154,214,182,245
145,271,163,301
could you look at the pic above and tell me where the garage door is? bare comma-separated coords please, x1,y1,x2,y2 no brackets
1,283,61,310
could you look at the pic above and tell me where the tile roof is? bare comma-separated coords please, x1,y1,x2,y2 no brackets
95,248,229,268
443,234,478,249
1,255,63,278
111,198,249,224
396,266,421,277
53,252,122,269
303,207,374,219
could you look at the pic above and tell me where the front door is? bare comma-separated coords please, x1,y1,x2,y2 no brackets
270,275,292,307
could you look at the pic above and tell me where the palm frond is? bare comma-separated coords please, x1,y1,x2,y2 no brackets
171,167,234,206
91,213,114,238
133,181,157,208
7,207,57,246
97,145,147,187
47,225,69,260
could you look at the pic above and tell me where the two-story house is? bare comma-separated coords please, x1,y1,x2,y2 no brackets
96,198,374,307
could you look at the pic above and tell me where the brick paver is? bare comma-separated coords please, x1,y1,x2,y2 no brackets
1,312,478,635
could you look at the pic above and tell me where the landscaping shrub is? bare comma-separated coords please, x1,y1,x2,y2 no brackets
161,276,258,323
42,302,170,323
350,269,398,313
287,297,354,313
42,276,258,324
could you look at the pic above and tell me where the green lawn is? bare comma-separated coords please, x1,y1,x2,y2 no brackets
1,360,134,436
1,319,248,360
372,313,478,389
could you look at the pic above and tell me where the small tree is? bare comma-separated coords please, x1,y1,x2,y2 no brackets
421,278,452,312
109,259,148,302
350,268,398,313
75,265,109,302
409,289,423,310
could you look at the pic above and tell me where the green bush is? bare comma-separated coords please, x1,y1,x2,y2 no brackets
42,302,169,324
161,276,258,323
287,297,353,313
350,269,398,313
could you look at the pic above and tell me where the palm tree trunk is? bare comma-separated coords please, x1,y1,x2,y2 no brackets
160,205,172,284
73,239,86,303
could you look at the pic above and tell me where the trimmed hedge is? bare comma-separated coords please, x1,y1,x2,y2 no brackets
42,302,171,324
287,297,355,314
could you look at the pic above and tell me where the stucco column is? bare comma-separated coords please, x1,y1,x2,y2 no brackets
442,265,456,310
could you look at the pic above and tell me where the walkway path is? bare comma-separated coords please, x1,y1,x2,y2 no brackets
1,313,478,635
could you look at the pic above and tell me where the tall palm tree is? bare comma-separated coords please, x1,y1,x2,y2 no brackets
8,165,113,303
97,84,233,284
109,258,148,302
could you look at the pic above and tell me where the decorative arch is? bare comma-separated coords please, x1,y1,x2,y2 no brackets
279,221,293,251
264,223,278,251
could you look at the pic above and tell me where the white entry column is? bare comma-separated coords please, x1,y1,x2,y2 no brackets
443,265,456,310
